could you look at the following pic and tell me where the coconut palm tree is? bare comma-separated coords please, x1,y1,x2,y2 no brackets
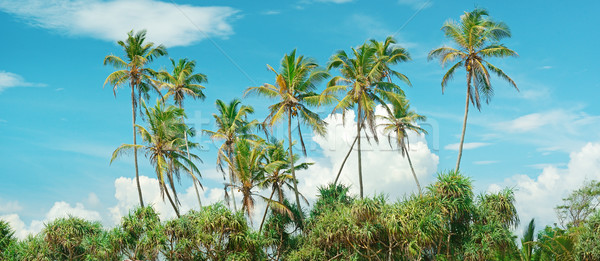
203,99,260,211
378,99,427,195
158,58,207,208
111,100,201,217
104,29,168,207
245,49,328,220
428,8,518,171
323,39,410,198
258,138,312,232
223,139,292,224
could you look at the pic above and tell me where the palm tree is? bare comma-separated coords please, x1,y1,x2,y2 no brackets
203,99,259,211
323,39,410,198
258,138,311,232
104,29,168,207
158,58,207,208
378,99,427,194
111,100,201,217
428,8,518,171
245,49,328,220
223,139,292,224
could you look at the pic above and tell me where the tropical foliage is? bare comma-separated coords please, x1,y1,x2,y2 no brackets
428,8,518,171
6,7,594,261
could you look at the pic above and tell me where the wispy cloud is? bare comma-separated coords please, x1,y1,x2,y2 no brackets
444,142,491,151
0,0,239,47
0,199,22,213
314,0,353,3
473,160,498,165
489,108,600,152
0,71,45,93
397,0,432,10
261,10,280,15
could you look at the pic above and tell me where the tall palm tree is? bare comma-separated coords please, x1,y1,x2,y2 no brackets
323,39,410,198
111,100,201,217
378,99,427,195
258,138,311,232
203,99,259,211
223,139,292,224
428,8,518,171
245,49,328,220
104,29,168,207
332,37,411,187
158,58,207,208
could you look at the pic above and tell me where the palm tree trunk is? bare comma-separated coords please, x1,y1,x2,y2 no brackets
455,74,472,172
288,107,303,224
131,85,144,207
179,105,202,209
163,184,181,218
334,136,358,185
259,188,276,233
357,103,364,199
403,144,422,195
228,147,238,212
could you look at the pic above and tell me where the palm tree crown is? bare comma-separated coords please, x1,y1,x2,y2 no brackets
111,100,201,217
378,99,427,194
159,58,207,107
245,49,329,224
428,8,517,171
203,99,260,211
103,29,168,207
323,37,411,198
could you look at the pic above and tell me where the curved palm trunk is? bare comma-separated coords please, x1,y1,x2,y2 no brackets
228,147,238,212
163,183,181,218
403,144,422,195
455,73,472,172
259,188,277,233
334,136,358,185
288,108,303,224
357,103,364,199
131,85,144,207
179,105,202,209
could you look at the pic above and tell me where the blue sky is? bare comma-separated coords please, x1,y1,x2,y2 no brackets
1,0,600,237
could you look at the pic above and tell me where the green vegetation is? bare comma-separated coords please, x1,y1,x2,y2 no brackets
2,174,600,260
4,8,598,260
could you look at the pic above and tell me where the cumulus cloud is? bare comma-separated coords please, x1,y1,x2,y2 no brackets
297,106,439,202
0,71,45,93
0,0,239,47
489,142,600,230
108,175,225,224
1,201,101,239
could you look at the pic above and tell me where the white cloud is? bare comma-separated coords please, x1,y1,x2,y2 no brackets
490,142,600,230
297,106,439,202
473,160,498,165
87,192,100,207
261,10,280,15
1,202,101,239
444,142,490,151
0,199,22,213
491,109,600,152
397,0,432,10
0,71,45,93
0,0,239,47
108,175,225,224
